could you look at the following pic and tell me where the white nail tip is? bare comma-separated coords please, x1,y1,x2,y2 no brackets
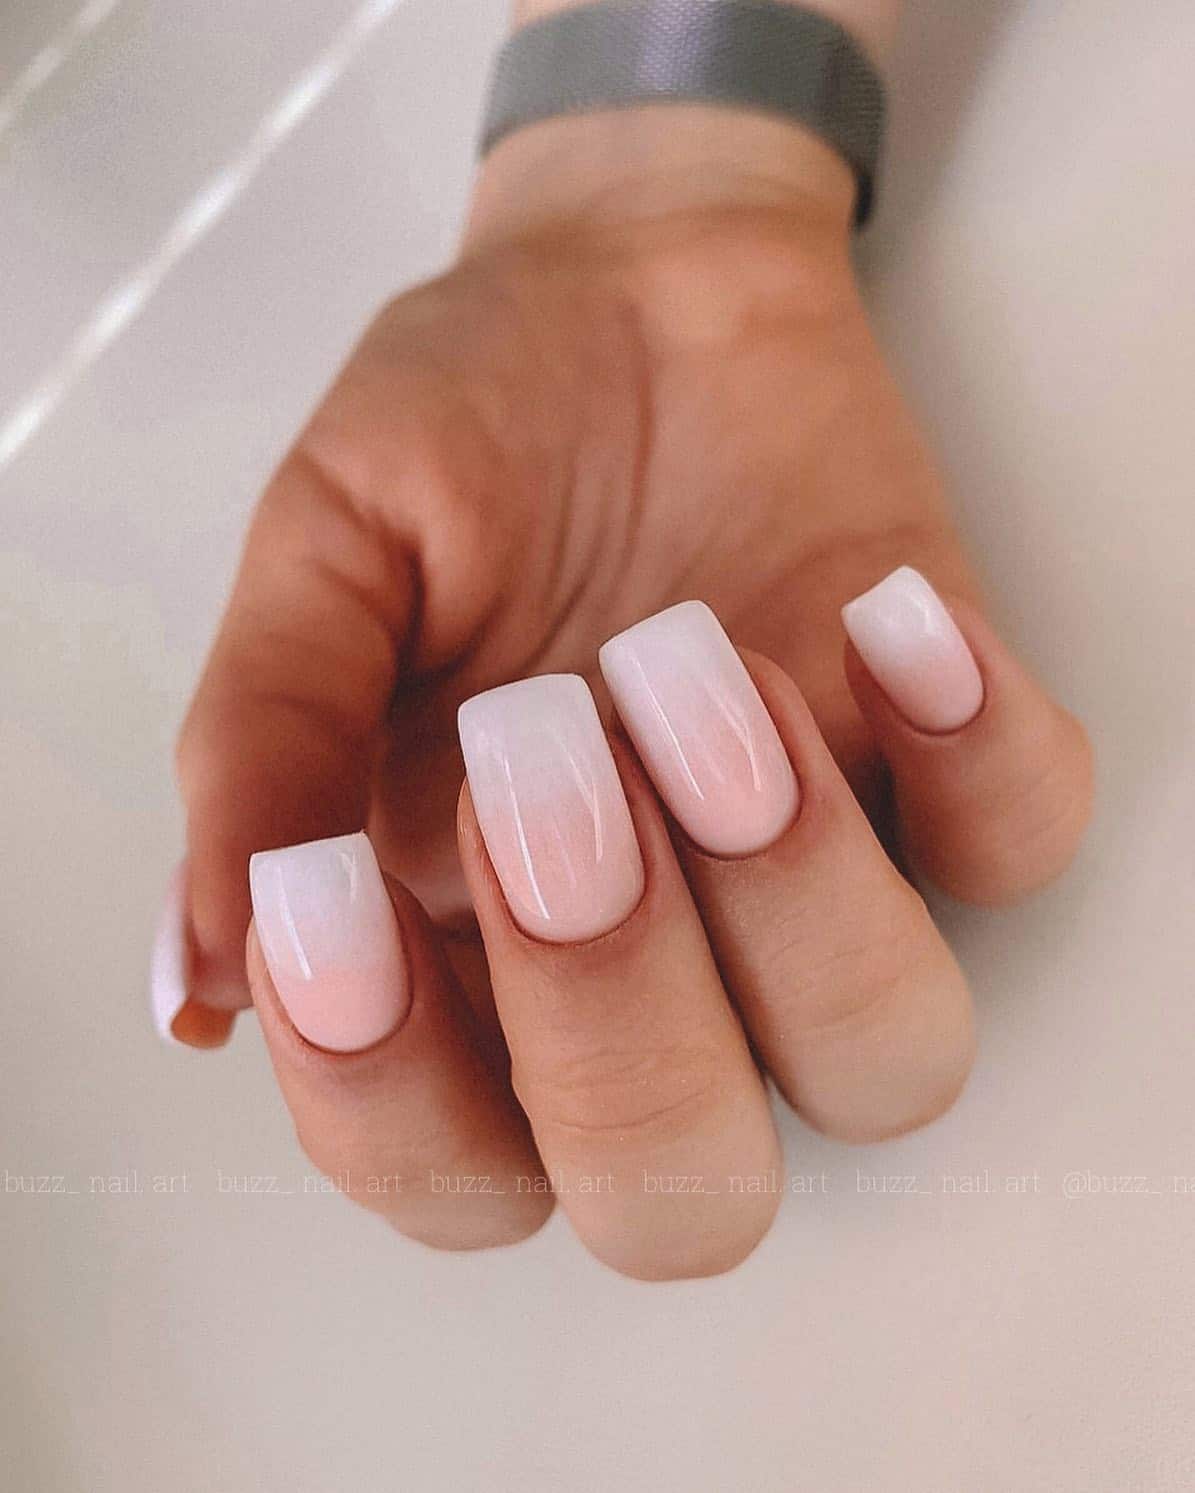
840,565,928,630
149,862,189,1047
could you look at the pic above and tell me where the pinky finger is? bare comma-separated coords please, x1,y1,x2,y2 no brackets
842,566,1094,905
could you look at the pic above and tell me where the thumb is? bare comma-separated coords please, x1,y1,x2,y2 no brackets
157,444,417,1044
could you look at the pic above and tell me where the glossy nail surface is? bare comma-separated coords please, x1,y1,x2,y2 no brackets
249,832,408,1052
841,566,985,733
149,861,189,1045
458,675,644,943
599,601,798,857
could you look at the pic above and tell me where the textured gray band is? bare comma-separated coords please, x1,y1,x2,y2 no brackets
480,0,884,226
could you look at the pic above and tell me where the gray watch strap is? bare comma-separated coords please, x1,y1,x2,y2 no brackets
480,0,884,226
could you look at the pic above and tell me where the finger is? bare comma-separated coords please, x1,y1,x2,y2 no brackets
841,566,1094,904
599,602,974,1143
171,440,420,1037
456,675,781,1281
247,831,550,1249
149,861,235,1048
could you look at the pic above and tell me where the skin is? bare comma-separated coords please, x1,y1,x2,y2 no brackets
171,95,1093,1275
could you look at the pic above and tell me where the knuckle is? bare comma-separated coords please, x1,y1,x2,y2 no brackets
946,708,1095,904
1004,714,1093,845
516,1036,728,1149
793,959,975,1142
758,889,975,1138
1028,710,1095,854
764,880,933,1039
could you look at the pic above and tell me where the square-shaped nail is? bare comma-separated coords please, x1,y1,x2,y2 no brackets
841,566,984,732
599,601,798,857
249,832,409,1052
458,675,644,943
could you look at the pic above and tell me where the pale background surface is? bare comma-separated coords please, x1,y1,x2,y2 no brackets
1,2,1192,1488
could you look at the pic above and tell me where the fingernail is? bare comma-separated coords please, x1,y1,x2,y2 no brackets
599,601,798,857
458,675,644,943
149,861,190,1045
248,832,409,1053
841,566,985,732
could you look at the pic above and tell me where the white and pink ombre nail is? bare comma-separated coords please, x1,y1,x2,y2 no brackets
841,566,984,733
149,861,190,1045
599,601,798,857
249,832,409,1052
458,675,644,943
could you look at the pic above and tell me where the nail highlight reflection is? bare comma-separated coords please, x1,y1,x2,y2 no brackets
458,675,644,943
599,601,798,857
149,860,189,1045
841,566,984,732
249,831,409,1052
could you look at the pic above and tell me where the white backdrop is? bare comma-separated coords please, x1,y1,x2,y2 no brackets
2,2,1192,1488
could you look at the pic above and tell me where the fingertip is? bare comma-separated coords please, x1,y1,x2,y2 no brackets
149,860,237,1049
168,1000,237,1050
184,846,257,1014
926,697,1095,908
793,944,977,1145
841,570,1094,905
840,565,984,735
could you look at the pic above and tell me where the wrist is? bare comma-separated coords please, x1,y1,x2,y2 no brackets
513,0,899,66
465,0,893,253
465,105,856,252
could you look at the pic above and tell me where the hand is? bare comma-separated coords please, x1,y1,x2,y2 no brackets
162,129,1091,1277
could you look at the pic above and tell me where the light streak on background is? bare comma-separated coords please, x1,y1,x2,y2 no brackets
0,0,122,139
0,0,409,470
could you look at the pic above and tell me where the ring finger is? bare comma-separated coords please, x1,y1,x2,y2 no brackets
599,601,976,1142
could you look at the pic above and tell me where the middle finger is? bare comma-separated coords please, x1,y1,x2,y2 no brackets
456,674,781,1281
